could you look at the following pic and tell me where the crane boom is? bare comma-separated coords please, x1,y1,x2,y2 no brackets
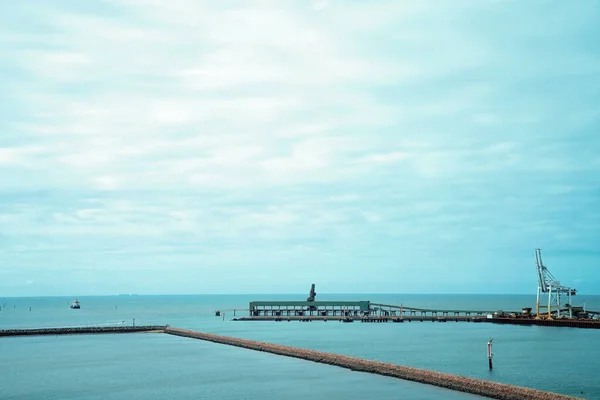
535,248,548,292
534,248,577,319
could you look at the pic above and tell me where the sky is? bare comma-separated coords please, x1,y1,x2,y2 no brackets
1,0,599,297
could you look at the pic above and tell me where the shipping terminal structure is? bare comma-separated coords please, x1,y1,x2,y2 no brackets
215,249,600,328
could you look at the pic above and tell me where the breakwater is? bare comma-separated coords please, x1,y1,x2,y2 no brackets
0,325,167,337
164,327,581,400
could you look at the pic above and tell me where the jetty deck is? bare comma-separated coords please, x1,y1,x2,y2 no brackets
234,314,600,328
229,300,521,318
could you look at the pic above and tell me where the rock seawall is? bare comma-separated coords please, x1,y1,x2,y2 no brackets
165,327,581,400
0,326,167,337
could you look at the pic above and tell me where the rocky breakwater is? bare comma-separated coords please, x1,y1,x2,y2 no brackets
0,325,167,337
165,327,581,400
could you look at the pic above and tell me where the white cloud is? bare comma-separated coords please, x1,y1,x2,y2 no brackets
359,152,409,164
313,0,329,11
0,146,45,166
1,0,599,294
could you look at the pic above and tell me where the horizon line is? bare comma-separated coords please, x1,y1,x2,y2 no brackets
3,292,600,298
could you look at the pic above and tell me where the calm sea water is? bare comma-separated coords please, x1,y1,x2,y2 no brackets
1,294,599,399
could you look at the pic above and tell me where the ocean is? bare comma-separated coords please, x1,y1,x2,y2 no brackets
1,294,599,399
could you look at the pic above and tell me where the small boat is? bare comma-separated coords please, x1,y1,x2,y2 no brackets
70,299,81,309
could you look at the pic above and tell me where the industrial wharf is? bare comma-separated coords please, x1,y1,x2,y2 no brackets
218,248,600,329
217,300,600,328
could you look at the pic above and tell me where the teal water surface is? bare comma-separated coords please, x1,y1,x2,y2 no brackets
1,294,599,399
1,333,482,400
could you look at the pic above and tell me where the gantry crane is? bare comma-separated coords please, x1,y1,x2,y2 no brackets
535,248,577,319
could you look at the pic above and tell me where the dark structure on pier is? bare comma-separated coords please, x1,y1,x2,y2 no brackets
307,283,316,302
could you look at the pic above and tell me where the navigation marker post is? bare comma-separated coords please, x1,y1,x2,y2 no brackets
487,338,494,370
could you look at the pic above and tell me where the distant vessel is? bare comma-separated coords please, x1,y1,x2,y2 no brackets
70,299,80,309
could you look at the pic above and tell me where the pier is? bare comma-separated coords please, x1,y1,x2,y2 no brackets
224,299,600,327
234,314,600,328
230,300,516,320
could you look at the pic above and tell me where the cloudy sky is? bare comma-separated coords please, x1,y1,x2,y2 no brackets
1,0,599,296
